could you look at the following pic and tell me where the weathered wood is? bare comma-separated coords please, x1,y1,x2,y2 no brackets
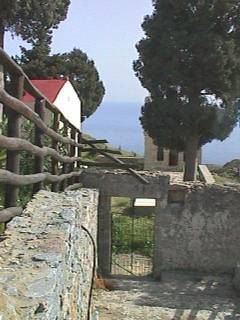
0,79,3,126
33,98,46,193
0,158,139,187
0,23,4,49
81,138,149,184
51,112,60,192
0,207,23,223
0,135,72,162
0,88,81,147
80,139,108,144
0,49,99,137
5,76,24,207
69,127,76,185
75,132,82,183
0,48,77,130
65,183,83,191
0,136,121,164
81,148,121,154
0,87,109,151
0,48,22,76
0,169,83,185
77,132,82,167
61,121,70,191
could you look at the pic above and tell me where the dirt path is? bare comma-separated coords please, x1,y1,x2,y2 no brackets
93,272,240,320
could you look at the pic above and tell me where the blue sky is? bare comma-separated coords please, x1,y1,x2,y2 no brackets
5,0,153,103
5,1,240,163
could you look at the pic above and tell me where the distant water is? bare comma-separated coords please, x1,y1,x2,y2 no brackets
83,101,240,165
83,102,144,154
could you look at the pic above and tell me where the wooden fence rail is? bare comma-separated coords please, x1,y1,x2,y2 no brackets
0,48,148,223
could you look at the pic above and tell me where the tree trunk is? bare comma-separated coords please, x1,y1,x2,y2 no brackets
0,23,4,122
183,135,199,181
0,22,4,48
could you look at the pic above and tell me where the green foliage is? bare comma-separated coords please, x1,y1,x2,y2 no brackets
17,48,105,118
135,1,240,97
0,117,7,210
134,0,240,178
0,223,4,234
0,117,7,169
18,120,35,206
0,0,70,45
111,197,131,209
0,118,53,208
214,159,240,182
112,214,154,257
111,197,154,257
140,96,238,152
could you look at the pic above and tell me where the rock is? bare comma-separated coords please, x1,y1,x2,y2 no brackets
0,189,98,319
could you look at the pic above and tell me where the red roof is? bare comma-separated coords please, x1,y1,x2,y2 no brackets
22,79,67,103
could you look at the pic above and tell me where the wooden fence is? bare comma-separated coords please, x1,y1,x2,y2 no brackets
0,49,148,223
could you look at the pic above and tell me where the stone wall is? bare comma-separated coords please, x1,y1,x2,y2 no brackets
0,189,98,320
80,169,169,199
155,184,240,273
80,169,169,277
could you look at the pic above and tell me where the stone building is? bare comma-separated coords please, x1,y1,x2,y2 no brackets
144,133,202,171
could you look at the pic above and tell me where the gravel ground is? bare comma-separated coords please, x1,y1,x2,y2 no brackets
93,272,240,320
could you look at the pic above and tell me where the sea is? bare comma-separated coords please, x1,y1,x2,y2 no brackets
83,101,240,165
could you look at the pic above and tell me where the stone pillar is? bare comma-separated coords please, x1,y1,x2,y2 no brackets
153,197,167,280
97,192,112,276
178,152,185,170
163,149,170,167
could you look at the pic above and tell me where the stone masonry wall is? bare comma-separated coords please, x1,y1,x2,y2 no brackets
155,184,240,273
80,169,169,277
0,189,98,320
80,169,169,199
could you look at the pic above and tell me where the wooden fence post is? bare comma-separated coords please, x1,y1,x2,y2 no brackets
32,98,45,194
77,132,82,168
0,64,3,124
4,75,24,208
76,132,82,182
69,126,76,185
60,120,69,191
51,112,60,192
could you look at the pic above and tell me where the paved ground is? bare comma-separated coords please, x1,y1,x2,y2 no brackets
167,171,184,183
93,272,240,320
111,253,152,276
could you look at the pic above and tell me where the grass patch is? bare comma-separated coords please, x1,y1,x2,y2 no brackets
213,174,240,185
0,223,5,234
111,197,154,257
208,159,240,185
82,133,141,160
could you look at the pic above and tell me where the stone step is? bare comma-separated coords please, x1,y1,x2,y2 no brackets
198,164,215,184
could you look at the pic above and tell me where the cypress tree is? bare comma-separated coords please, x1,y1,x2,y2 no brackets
0,0,70,48
0,0,70,119
18,48,105,118
134,0,240,180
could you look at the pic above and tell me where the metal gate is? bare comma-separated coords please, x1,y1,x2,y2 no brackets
111,202,154,276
